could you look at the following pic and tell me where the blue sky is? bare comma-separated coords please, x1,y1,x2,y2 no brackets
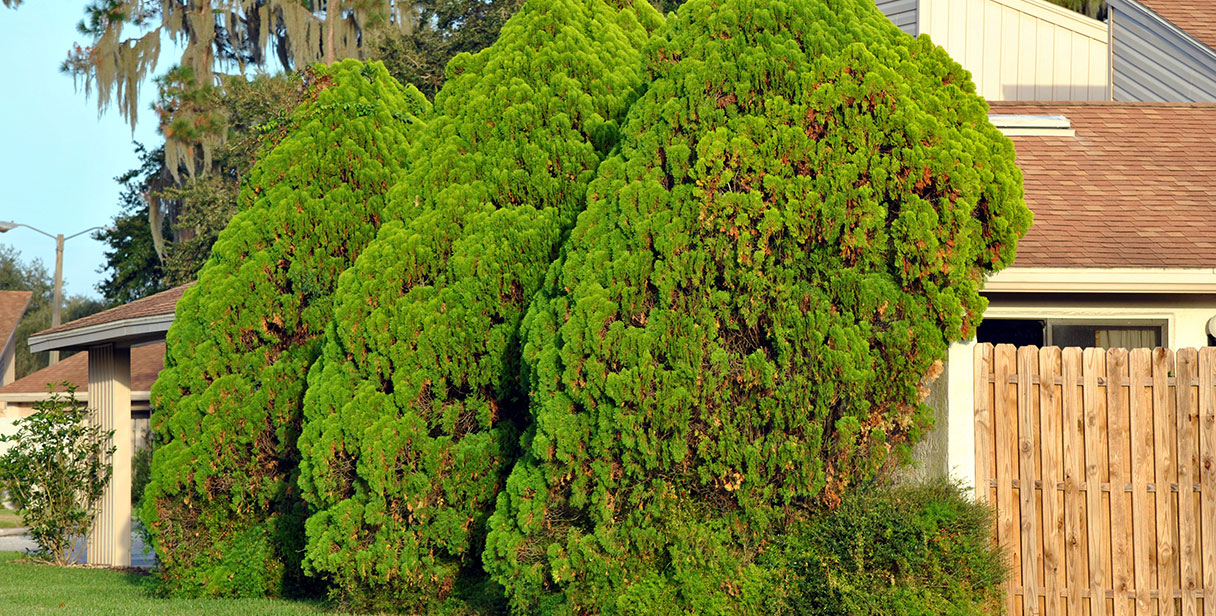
0,3,163,300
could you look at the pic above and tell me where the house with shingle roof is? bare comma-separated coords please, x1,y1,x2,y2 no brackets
0,290,31,392
869,1,1216,486
16,283,190,567
912,105,1216,487
0,342,165,449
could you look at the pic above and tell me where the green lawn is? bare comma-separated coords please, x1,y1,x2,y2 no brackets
0,552,354,615
0,510,23,530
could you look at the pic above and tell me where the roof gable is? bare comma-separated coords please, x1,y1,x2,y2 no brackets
1137,0,1216,52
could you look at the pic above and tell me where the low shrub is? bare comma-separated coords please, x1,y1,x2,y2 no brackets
0,385,115,566
763,480,1006,616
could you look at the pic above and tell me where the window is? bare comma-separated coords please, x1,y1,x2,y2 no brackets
977,318,1166,350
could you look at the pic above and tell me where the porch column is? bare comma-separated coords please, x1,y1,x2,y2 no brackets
86,344,131,566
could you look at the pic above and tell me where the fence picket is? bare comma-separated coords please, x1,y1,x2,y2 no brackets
1199,349,1216,616
1041,347,1064,616
1021,346,1043,616
1176,349,1200,616
1084,348,1110,616
1062,347,1087,616
977,343,995,505
1154,349,1178,616
1129,349,1156,615
1108,349,1133,616
997,344,1021,616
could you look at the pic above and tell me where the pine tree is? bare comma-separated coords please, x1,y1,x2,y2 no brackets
142,60,430,598
483,0,1030,611
295,0,661,610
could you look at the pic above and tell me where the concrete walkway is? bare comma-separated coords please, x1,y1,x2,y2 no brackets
0,523,157,568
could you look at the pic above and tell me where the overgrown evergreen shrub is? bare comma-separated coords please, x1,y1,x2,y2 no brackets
763,480,1006,615
484,0,1029,611
143,60,430,598
295,0,662,611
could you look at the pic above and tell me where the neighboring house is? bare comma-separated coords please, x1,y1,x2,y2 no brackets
0,341,166,450
916,102,1216,488
23,283,189,567
876,0,1110,101
1108,0,1216,101
0,290,32,393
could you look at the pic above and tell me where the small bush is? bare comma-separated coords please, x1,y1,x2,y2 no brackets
0,385,115,566
763,480,1006,616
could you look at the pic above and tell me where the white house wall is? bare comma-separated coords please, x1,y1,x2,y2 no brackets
911,0,1110,101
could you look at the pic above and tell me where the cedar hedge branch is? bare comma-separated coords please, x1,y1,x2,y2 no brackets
484,0,1029,611
295,0,662,611
143,60,430,598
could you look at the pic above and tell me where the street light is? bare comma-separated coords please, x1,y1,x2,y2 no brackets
0,220,111,365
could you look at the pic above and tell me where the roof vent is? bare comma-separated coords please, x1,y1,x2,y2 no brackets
988,114,1075,137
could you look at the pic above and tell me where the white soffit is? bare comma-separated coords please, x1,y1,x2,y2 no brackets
988,114,1076,137
987,267,1216,293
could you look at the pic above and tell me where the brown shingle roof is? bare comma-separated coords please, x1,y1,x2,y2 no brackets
989,101,1216,269
34,284,191,338
0,291,31,348
0,342,165,395
1136,0,1216,53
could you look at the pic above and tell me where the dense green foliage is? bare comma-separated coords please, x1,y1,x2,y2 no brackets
0,387,115,566
483,0,1029,610
295,0,662,610
143,60,430,598
764,481,1005,615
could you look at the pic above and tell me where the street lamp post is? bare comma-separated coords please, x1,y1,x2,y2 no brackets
0,221,110,365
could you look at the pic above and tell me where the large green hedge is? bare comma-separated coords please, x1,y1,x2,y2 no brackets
295,0,662,611
483,0,1029,611
143,60,430,598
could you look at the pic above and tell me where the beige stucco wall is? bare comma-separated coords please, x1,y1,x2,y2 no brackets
918,0,1110,101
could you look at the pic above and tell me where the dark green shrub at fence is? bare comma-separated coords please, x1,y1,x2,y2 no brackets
297,1,663,611
295,0,662,611
143,60,430,598
484,0,1029,610
764,480,1006,616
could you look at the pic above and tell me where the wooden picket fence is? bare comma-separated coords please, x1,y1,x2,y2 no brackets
974,344,1216,616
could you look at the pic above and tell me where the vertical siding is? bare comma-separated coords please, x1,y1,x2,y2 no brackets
876,0,919,36
1109,0,1216,102
919,0,1110,101
86,344,132,567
